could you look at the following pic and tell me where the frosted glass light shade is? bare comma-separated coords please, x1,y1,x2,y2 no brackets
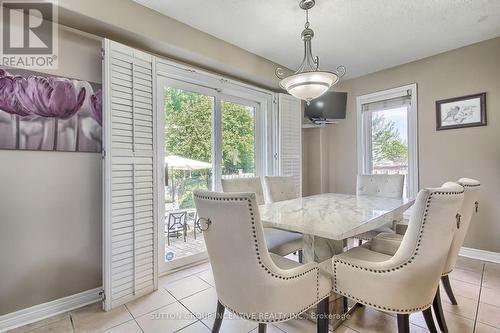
279,71,340,102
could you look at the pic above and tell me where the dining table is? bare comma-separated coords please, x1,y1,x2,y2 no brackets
259,192,414,329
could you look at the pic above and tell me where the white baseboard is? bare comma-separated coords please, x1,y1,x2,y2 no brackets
0,287,102,333
460,246,500,264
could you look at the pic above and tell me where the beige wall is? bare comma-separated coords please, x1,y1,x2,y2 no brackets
0,1,286,315
302,128,330,196
0,27,102,315
55,0,285,90
305,37,500,252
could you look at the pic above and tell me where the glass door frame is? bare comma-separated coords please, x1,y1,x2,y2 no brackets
157,77,217,273
156,76,266,274
217,93,262,191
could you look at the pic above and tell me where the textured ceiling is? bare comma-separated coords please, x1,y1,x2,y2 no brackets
134,0,500,78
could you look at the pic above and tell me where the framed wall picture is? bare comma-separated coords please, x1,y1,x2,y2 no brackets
0,66,102,152
436,93,486,130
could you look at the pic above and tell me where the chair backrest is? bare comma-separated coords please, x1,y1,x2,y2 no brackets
390,182,464,308
264,176,298,203
443,178,481,274
221,177,265,205
356,174,405,199
193,190,317,319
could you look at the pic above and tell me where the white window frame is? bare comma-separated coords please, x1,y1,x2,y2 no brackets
155,58,277,273
155,58,276,183
218,93,263,185
356,83,419,197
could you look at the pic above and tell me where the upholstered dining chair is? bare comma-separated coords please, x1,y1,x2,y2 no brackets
193,190,332,333
369,178,480,333
353,174,405,245
332,182,464,333
264,176,298,203
221,177,303,260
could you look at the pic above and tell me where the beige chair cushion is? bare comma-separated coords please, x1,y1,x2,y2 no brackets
337,245,393,262
354,174,405,241
370,178,481,276
333,183,464,313
221,176,302,256
395,220,409,235
270,253,332,298
221,177,265,205
354,225,394,241
369,232,404,256
264,228,303,256
264,176,298,203
357,174,405,199
194,190,331,322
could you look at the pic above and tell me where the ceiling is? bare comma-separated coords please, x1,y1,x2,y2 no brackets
133,0,500,79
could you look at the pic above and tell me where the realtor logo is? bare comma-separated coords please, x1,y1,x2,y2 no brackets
1,0,58,69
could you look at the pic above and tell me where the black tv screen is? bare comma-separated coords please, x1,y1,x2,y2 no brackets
304,91,347,120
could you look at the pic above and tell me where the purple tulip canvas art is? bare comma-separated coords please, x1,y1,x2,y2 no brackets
0,67,103,152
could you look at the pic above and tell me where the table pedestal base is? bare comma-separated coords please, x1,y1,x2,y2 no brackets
303,235,356,330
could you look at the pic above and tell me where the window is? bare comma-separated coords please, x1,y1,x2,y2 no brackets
357,84,418,197
156,59,275,273
221,98,257,179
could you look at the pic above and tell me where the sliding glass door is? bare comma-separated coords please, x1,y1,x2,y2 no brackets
220,97,258,180
157,78,260,273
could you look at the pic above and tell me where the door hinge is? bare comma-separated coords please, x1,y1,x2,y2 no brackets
99,290,106,301
101,48,105,61
101,149,106,160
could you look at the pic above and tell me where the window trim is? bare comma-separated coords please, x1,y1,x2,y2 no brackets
155,57,277,183
155,58,278,274
356,83,419,197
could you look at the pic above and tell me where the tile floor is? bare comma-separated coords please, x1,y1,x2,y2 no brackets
8,256,500,333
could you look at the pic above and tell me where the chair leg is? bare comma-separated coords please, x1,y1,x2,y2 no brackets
317,297,329,333
358,239,363,246
441,275,457,305
422,307,438,333
258,323,266,333
212,300,225,333
433,286,449,333
298,249,303,263
342,296,348,313
397,314,409,333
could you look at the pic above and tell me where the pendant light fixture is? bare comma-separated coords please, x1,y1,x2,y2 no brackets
276,0,346,103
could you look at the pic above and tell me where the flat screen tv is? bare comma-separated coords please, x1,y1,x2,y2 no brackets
304,91,347,122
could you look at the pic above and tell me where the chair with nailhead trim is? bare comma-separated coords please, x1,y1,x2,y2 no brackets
368,178,480,333
221,177,304,261
352,174,406,246
332,182,464,333
193,190,332,333
264,176,298,203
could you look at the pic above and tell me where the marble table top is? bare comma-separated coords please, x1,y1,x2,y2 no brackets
259,193,414,240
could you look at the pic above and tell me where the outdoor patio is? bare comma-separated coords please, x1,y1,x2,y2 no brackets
164,227,207,262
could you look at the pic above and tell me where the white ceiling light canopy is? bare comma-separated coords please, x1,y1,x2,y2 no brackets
276,0,346,103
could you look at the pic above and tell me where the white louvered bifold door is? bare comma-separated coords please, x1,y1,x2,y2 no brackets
102,39,157,310
278,93,302,196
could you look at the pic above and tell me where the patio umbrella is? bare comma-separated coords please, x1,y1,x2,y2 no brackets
164,155,212,170
164,155,212,204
